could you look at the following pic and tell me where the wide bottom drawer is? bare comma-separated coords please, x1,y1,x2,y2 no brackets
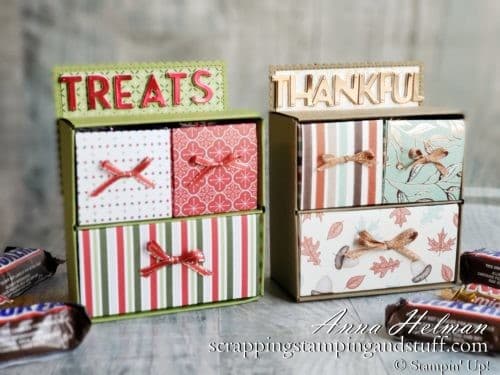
299,203,460,298
77,213,262,318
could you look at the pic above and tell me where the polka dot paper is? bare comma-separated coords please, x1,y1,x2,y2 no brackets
75,129,172,225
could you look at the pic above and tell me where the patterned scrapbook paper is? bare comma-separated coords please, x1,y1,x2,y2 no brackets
383,119,465,203
299,120,383,210
172,123,258,217
75,129,172,225
299,204,459,297
77,214,260,318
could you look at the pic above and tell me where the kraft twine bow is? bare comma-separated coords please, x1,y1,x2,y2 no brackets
187,153,247,186
140,240,212,277
403,147,449,176
345,229,420,261
90,157,155,197
317,150,375,171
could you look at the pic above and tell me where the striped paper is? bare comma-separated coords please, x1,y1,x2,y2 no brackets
77,214,260,318
299,120,383,210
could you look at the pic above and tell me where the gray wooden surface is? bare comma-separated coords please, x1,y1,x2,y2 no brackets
1,0,500,373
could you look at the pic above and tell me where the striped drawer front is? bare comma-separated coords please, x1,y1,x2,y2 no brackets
299,120,384,210
77,213,261,318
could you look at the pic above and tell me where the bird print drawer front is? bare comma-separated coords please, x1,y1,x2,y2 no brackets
298,120,384,210
77,213,262,318
383,119,465,204
75,129,172,225
171,123,258,217
298,204,459,297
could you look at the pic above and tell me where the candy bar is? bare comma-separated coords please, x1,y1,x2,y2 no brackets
0,247,65,304
441,283,500,309
385,297,500,353
0,302,91,361
460,249,500,288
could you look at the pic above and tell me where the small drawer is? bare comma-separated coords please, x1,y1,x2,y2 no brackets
383,119,465,203
76,213,261,319
299,204,459,297
75,129,172,225
298,120,384,210
172,123,258,217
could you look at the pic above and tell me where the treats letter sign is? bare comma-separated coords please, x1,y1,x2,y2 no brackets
53,61,226,119
270,63,423,111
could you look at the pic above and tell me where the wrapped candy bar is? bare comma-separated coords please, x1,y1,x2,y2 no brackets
0,302,91,361
460,249,500,288
441,283,500,309
385,297,500,353
0,247,64,304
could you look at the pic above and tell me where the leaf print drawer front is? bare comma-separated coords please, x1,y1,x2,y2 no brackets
298,204,459,297
172,123,258,217
299,120,384,210
77,213,261,319
383,118,465,204
75,129,172,225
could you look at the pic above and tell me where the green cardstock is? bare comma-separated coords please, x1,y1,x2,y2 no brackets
53,61,227,120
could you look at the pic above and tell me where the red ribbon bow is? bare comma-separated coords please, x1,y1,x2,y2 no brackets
90,157,155,197
187,153,246,187
140,240,212,277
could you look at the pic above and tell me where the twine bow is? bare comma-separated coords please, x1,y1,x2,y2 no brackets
90,157,155,197
345,229,420,261
140,240,212,277
317,150,374,171
406,147,448,176
187,153,246,186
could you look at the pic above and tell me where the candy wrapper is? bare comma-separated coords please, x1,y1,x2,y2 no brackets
461,249,500,288
386,297,500,353
0,302,91,362
441,283,500,309
0,247,64,305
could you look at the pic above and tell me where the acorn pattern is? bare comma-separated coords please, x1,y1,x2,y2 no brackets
300,204,459,297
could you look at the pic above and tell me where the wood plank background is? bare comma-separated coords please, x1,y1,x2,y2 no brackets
1,0,499,373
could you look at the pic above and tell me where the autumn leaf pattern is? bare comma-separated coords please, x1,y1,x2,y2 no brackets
441,264,454,282
327,221,343,240
300,236,321,266
370,256,400,278
390,207,411,227
427,228,456,254
346,275,365,289
302,214,312,222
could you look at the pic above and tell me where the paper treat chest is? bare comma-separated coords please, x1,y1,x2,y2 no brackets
268,62,465,301
54,61,265,321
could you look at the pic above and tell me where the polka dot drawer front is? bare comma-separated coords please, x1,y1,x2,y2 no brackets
75,129,172,225
171,123,258,217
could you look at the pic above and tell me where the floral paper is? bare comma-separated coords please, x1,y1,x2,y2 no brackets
383,119,465,203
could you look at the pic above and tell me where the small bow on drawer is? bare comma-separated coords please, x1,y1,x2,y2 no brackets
334,229,432,283
140,240,212,277
90,157,155,197
317,150,374,171
404,147,449,176
187,153,247,186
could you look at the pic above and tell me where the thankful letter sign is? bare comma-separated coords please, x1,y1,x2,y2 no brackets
270,63,423,111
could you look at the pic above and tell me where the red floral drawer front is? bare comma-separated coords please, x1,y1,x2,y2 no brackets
172,123,258,217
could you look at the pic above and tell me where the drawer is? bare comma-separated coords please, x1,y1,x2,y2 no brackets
383,119,465,203
298,204,459,297
76,213,261,318
75,129,172,225
172,123,258,217
298,120,384,210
